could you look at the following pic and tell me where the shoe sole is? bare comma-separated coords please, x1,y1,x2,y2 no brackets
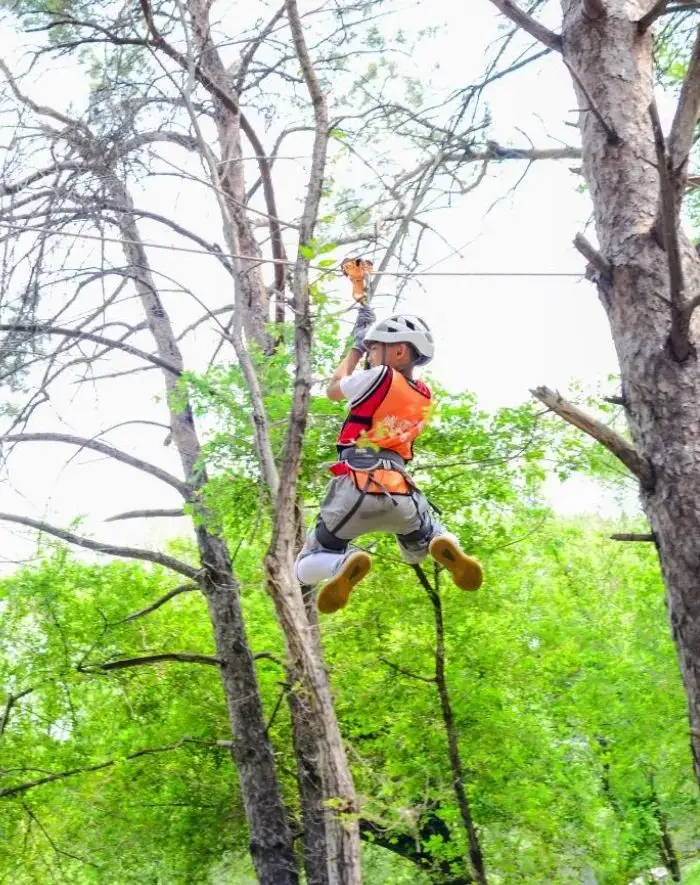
317,551,372,614
429,537,483,592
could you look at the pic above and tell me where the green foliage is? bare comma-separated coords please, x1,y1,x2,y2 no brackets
1,349,698,881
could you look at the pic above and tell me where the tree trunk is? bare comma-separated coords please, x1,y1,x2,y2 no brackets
173,6,362,879
187,0,277,355
287,590,331,885
104,170,298,885
417,568,486,885
266,552,361,885
648,775,681,882
558,0,700,782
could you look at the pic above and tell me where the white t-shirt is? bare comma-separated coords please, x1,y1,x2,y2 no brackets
339,366,388,405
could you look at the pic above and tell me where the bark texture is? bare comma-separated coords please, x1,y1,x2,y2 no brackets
187,0,279,354
415,567,486,885
163,3,362,878
558,0,700,778
103,170,298,885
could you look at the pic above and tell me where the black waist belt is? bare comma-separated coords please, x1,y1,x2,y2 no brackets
337,446,406,472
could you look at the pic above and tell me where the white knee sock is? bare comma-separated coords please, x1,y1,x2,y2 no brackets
296,551,344,586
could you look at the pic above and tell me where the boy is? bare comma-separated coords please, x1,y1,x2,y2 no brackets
296,304,483,614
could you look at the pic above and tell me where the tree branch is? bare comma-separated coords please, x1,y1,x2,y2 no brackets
275,0,330,525
138,0,287,295
0,513,200,580
111,584,199,624
237,4,287,88
359,817,472,884
0,741,225,800
486,0,562,51
0,688,35,739
531,386,654,488
89,200,234,276
253,651,287,669
0,162,86,197
0,324,181,376
610,533,656,542
105,508,185,522
668,25,700,188
2,434,189,497
0,56,83,128
638,0,669,32
95,652,221,671
565,60,621,145
378,657,435,684
650,101,691,362
574,232,612,282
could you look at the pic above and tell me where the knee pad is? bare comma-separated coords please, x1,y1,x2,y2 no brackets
314,517,349,553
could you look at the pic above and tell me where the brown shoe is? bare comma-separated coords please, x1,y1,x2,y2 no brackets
317,551,372,614
429,536,482,592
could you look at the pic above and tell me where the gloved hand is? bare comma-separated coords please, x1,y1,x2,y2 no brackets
351,304,376,354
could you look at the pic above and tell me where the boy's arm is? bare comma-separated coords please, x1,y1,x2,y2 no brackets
326,348,363,401
326,304,375,402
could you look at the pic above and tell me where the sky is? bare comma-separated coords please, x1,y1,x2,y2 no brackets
0,0,647,574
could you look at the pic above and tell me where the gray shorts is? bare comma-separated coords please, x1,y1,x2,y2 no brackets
299,474,445,565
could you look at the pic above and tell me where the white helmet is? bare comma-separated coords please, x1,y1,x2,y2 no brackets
363,314,435,366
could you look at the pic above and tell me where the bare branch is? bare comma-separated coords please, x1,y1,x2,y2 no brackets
111,584,199,624
0,56,84,128
237,4,287,88
253,651,287,669
91,200,234,276
486,0,562,51
115,131,199,156
668,26,700,185
176,305,234,342
2,434,189,497
574,232,612,281
138,0,287,295
0,162,86,197
0,324,181,376
531,386,654,488
0,688,35,739
265,685,289,736
96,652,221,671
0,741,225,800
564,60,621,145
664,1,700,11
378,657,435,684
610,532,656,542
650,100,691,361
105,508,185,522
0,513,200,580
276,0,330,524
638,0,669,32
22,802,103,870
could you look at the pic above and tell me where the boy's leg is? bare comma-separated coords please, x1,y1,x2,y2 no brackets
396,492,483,592
429,534,482,591
296,536,372,614
295,476,374,613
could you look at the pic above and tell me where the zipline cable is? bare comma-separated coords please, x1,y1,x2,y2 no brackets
0,220,585,278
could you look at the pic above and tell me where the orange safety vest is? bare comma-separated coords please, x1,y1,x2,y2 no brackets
334,367,432,494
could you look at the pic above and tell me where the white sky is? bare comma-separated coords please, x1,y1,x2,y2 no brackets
0,0,650,573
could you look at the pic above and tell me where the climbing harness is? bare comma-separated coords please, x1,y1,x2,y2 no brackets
315,445,436,552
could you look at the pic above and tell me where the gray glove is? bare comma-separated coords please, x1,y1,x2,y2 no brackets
351,304,376,354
